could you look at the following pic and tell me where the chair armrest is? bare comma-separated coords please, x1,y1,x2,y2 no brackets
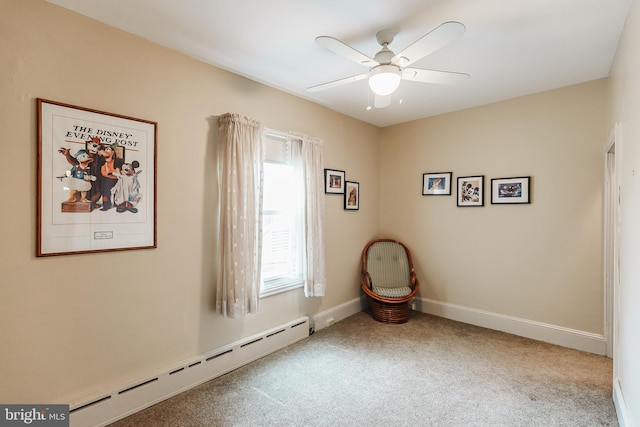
362,272,373,289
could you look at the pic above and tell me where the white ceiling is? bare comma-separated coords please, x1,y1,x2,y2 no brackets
45,0,631,127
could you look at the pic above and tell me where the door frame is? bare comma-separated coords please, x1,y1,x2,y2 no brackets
603,126,619,359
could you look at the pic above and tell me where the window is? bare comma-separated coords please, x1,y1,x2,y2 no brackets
260,134,304,296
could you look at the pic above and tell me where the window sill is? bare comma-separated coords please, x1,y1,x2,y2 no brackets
260,280,303,298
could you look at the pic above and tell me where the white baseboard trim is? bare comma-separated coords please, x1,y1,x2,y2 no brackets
313,296,366,332
613,377,631,427
415,298,607,355
69,317,309,427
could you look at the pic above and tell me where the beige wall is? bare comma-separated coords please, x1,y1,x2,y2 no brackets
609,0,640,424
379,80,608,333
0,0,379,404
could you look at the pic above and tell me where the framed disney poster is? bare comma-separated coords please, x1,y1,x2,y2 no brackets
37,99,157,256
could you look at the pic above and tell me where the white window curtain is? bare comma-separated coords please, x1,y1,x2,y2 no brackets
217,113,264,318
289,132,327,297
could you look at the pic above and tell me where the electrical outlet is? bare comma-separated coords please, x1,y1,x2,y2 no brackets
411,303,416,311
326,317,335,327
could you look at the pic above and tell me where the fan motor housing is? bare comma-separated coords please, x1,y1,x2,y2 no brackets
373,47,395,65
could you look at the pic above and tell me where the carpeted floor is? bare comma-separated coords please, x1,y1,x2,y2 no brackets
109,311,617,426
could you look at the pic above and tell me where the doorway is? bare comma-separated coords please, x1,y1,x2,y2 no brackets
603,131,619,359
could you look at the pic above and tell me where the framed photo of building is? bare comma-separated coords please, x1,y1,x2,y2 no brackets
344,181,359,210
457,175,484,207
491,176,531,204
37,98,157,256
422,172,452,195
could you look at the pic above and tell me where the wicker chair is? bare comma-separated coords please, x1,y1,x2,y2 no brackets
361,239,419,324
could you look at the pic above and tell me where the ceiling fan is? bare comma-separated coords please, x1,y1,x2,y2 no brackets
307,22,470,108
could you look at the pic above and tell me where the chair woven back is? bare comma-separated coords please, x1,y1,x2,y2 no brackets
366,241,411,289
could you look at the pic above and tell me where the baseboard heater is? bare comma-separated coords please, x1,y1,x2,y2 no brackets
69,317,309,427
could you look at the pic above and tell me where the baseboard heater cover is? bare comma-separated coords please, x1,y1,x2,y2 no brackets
69,316,309,427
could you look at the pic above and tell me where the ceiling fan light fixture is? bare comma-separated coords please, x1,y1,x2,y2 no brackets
368,64,401,96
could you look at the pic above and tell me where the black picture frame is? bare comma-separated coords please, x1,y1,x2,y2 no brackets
324,168,345,194
457,175,485,207
344,181,359,210
422,172,452,195
491,176,531,204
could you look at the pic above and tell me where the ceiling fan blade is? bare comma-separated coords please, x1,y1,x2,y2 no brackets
402,68,470,85
307,73,369,92
374,94,391,108
393,21,465,67
316,36,378,67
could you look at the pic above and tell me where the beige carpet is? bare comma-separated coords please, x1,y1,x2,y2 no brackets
109,311,617,426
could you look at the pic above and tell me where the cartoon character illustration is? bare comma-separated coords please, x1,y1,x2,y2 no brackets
98,143,124,210
461,182,480,203
112,161,142,213
58,136,103,203
62,149,96,203
429,177,443,190
499,184,521,198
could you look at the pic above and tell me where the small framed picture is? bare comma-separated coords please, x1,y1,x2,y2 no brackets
491,176,531,204
422,172,452,195
457,175,484,207
344,181,359,210
324,168,345,194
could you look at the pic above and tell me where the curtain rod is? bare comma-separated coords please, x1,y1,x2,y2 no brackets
264,128,302,142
